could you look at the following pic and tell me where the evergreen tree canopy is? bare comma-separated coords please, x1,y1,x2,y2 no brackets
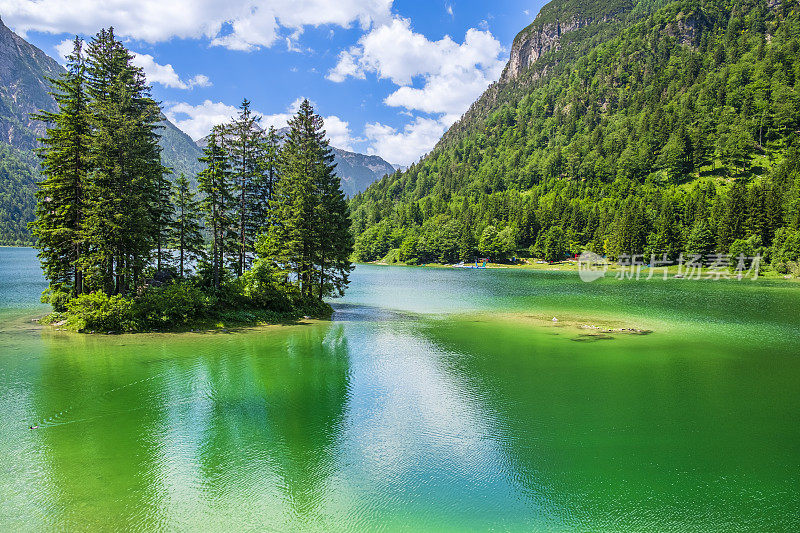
30,38,90,295
262,99,353,299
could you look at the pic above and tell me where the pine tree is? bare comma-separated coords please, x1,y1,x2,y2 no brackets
171,173,205,278
264,100,352,298
647,198,682,259
658,129,692,183
458,223,477,262
252,126,281,231
31,37,91,296
686,219,716,256
197,127,234,289
152,167,174,272
265,100,320,296
82,27,166,294
314,134,354,298
718,180,748,251
227,99,264,276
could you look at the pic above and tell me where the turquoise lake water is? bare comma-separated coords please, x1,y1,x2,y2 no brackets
1,248,798,531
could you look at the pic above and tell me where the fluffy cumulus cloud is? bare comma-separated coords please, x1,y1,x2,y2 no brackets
55,39,211,89
165,98,354,150
1,0,393,51
329,17,505,163
165,100,241,140
319,115,355,150
364,117,448,166
130,53,211,90
53,39,75,63
328,18,504,114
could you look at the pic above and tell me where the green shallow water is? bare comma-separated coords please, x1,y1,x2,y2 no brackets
1,249,799,531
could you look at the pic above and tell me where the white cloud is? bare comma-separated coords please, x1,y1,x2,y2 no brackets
330,17,505,163
54,38,74,63
328,18,504,106
165,100,241,140
365,116,448,166
323,115,356,150
165,98,355,150
1,0,394,51
131,53,211,89
54,40,212,90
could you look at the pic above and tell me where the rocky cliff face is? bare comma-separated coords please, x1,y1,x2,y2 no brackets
0,18,202,178
501,18,591,82
500,0,636,82
0,16,62,150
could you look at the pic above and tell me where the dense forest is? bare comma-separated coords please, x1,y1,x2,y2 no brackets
34,30,352,332
350,0,800,273
0,143,38,245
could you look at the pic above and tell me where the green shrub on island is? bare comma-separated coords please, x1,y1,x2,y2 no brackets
47,267,333,333
65,291,136,332
133,283,209,328
40,287,71,312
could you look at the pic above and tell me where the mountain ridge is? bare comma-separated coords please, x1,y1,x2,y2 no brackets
197,125,398,197
0,18,203,243
0,15,64,150
0,17,203,174
349,0,800,266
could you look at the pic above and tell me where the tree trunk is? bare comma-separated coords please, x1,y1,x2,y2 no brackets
213,220,219,289
318,254,325,300
239,152,246,277
180,232,185,278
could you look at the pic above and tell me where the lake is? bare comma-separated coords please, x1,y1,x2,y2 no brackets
1,247,799,531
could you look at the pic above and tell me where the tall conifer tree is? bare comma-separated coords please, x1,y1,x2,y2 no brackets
171,173,205,278
251,125,281,231
32,38,91,296
153,167,174,272
197,127,234,289
264,100,352,298
228,99,264,276
314,157,354,298
82,27,165,294
265,101,319,296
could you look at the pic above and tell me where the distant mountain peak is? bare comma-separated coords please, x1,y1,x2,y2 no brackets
0,22,204,243
0,17,63,150
197,125,396,196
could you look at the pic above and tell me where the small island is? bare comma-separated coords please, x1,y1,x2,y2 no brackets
33,31,353,333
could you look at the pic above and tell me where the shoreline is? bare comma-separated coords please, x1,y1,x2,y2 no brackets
35,308,330,335
27,311,327,337
360,259,799,281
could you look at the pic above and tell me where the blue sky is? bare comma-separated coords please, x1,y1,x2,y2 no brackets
3,0,547,165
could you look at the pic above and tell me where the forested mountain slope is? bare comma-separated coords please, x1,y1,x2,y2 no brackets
0,19,202,245
350,0,800,269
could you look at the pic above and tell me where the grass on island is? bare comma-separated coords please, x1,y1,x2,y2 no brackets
38,275,334,335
